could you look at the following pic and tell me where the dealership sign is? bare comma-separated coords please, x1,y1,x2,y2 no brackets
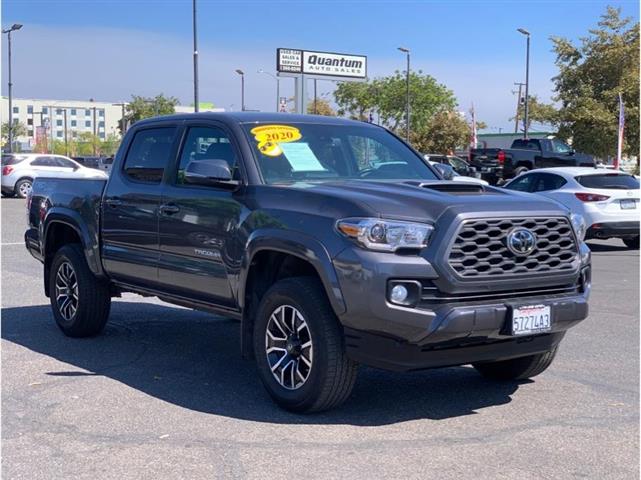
277,48,367,79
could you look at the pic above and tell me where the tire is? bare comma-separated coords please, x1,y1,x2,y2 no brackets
49,244,111,337
513,166,529,177
623,236,639,249
14,178,32,198
473,347,558,381
1,191,15,198
253,276,359,413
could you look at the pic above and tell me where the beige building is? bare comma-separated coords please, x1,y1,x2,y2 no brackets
1,97,222,151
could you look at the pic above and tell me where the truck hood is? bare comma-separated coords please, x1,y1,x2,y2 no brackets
268,180,570,223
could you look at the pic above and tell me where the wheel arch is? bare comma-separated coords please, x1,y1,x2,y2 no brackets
238,230,346,359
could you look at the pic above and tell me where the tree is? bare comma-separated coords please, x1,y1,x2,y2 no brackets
306,98,336,116
412,111,470,153
123,93,179,131
510,95,559,131
1,121,27,144
550,6,639,159
334,71,460,143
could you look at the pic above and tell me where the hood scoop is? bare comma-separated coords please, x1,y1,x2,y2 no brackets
404,180,487,195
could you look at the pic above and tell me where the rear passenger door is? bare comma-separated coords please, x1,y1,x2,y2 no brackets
101,125,179,286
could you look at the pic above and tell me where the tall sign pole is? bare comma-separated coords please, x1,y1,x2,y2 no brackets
192,0,199,112
615,93,625,170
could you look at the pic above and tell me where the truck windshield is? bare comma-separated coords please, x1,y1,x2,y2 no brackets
242,122,438,184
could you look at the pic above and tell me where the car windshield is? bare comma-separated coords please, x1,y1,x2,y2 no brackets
576,173,639,190
242,122,438,184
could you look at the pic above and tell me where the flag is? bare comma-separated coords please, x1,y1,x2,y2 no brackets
615,93,625,170
470,105,478,149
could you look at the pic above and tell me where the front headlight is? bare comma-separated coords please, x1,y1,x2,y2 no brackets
336,218,434,252
570,213,587,242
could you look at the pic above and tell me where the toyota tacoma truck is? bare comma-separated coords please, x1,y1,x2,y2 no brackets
25,113,591,413
470,137,595,182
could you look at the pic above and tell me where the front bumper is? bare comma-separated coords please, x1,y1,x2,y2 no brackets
333,246,590,372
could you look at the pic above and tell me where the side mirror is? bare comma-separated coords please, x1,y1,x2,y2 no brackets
434,163,455,180
184,159,236,186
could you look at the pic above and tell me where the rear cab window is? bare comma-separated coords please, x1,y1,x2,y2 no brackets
123,127,176,183
575,174,639,190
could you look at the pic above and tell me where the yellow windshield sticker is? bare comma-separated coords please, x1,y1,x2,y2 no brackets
250,125,302,157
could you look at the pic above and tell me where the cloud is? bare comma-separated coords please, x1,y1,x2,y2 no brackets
3,24,559,130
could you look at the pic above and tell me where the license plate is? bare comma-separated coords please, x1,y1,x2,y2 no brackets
482,167,490,172
620,199,636,210
511,305,551,336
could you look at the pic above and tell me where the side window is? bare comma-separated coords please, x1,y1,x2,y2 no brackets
31,156,56,167
56,157,77,169
176,126,238,185
506,173,536,192
123,127,176,183
532,173,567,192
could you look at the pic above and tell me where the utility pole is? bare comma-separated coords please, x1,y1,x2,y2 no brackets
3,24,23,152
517,28,531,139
397,47,411,142
63,108,68,156
192,0,199,112
513,82,525,133
313,79,317,114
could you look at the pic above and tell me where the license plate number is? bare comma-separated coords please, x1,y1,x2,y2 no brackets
512,305,551,335
620,199,636,210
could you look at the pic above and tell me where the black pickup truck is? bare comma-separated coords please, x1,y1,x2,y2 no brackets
25,113,591,412
470,138,595,182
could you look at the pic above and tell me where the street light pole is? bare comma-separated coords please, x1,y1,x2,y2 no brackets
3,24,23,153
235,69,245,111
517,28,530,139
257,69,280,112
398,47,410,142
192,0,199,112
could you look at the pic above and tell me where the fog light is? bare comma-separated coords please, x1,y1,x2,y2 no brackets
390,284,409,304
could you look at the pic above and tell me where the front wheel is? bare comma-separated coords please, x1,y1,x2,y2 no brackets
473,347,558,380
623,236,639,249
253,277,359,413
49,244,111,337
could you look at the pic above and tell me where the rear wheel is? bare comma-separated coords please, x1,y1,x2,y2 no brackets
14,178,32,198
473,347,558,380
49,244,111,337
253,277,358,413
623,236,639,249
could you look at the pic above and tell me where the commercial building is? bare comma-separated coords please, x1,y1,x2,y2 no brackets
1,97,222,152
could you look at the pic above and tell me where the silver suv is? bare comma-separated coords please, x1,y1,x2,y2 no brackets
1,153,107,198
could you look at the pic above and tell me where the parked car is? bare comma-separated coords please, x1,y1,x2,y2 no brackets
72,156,114,174
2,154,107,198
427,161,489,186
423,154,481,179
471,138,595,182
25,113,591,412
503,167,640,248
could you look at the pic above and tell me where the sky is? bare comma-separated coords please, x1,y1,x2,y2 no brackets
1,0,639,132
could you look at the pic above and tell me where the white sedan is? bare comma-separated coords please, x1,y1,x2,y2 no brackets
1,153,107,198
504,167,640,248
426,160,489,186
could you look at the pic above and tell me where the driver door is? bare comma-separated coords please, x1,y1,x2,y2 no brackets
157,122,244,307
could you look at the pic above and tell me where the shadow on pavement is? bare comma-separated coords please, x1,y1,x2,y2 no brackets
2,302,523,426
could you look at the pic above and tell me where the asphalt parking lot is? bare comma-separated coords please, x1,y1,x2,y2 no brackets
1,197,639,480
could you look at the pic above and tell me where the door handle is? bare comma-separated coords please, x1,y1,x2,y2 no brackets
105,198,123,207
160,204,180,215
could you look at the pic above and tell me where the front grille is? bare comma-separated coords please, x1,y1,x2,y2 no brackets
448,217,578,278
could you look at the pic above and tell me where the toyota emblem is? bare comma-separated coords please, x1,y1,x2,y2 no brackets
506,228,536,256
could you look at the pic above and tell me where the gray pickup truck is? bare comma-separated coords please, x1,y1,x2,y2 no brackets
25,113,591,412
